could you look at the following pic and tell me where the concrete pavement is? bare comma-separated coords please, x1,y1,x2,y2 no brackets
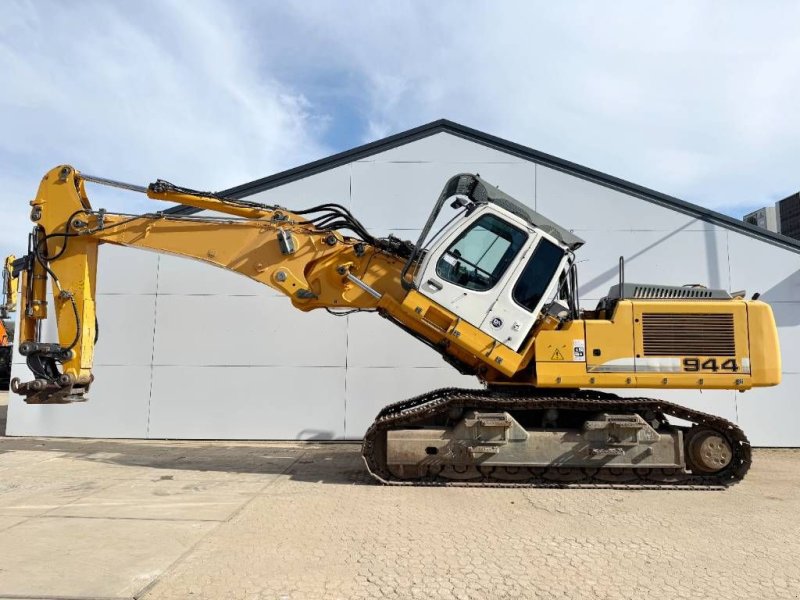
0,401,797,598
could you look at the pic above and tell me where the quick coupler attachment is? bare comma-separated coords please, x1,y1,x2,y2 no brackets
12,342,91,404
11,376,90,404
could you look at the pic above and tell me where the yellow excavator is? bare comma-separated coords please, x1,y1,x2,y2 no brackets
7,165,782,487
1,255,17,389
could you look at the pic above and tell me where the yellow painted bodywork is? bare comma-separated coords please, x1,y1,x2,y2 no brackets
1,255,17,316
11,165,783,398
746,301,782,385
529,299,781,390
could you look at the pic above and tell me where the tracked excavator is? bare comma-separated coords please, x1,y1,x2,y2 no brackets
7,166,782,487
1,255,17,389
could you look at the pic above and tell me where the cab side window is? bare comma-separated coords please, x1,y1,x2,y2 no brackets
512,237,565,311
436,214,527,291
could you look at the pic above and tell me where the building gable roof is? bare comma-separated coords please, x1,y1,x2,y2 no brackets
166,119,800,253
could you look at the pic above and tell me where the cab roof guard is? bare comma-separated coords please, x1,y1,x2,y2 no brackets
400,173,584,290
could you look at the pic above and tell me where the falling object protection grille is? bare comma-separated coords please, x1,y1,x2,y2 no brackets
642,313,736,357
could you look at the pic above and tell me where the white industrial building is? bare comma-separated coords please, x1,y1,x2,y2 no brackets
8,120,800,445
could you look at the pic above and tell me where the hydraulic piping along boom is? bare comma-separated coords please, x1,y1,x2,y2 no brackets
11,165,409,403
9,165,782,408
6,165,782,488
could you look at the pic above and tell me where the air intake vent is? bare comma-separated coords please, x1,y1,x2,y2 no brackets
605,283,731,301
642,313,735,357
632,285,716,299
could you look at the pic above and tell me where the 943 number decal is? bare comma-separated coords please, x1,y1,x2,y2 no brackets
682,358,738,372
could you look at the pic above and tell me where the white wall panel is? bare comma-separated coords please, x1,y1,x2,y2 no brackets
153,295,346,367
346,313,445,368
344,367,479,438
574,228,730,298
246,165,351,210
536,165,712,231
96,245,159,295
7,365,151,438
737,374,800,447
7,132,799,446
147,366,345,439
351,161,535,230
365,132,526,164
157,254,278,297
770,303,800,374
11,287,156,367
93,295,156,366
728,231,800,302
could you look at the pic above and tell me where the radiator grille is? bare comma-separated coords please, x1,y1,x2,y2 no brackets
642,313,736,357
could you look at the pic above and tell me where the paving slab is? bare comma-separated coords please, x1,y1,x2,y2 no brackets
0,438,305,483
0,433,797,600
0,516,216,599
0,447,68,470
0,476,113,517
0,434,304,598
48,478,268,521
0,515,30,532
142,447,800,600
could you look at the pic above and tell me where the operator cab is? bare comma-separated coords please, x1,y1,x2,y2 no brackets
401,174,584,351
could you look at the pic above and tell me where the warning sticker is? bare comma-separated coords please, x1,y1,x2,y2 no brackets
551,348,565,361
572,339,586,362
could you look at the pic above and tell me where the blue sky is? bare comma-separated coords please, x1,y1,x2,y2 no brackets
2,1,800,259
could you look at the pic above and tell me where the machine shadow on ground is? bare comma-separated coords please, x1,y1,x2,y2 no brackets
0,436,375,485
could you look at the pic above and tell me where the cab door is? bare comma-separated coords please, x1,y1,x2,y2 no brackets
415,207,530,337
479,234,569,350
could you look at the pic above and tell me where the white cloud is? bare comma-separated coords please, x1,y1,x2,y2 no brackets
276,1,800,214
4,0,800,270
0,0,330,259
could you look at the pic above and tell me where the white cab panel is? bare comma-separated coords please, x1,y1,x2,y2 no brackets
416,205,536,340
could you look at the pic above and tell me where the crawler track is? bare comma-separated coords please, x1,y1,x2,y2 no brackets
362,387,751,489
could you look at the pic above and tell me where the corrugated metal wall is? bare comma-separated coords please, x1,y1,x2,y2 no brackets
9,133,799,445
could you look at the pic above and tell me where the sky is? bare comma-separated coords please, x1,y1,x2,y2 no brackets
2,0,800,261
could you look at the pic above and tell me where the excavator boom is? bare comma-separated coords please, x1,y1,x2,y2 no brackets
6,165,782,487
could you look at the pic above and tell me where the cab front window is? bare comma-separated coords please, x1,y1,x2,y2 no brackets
436,214,527,291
